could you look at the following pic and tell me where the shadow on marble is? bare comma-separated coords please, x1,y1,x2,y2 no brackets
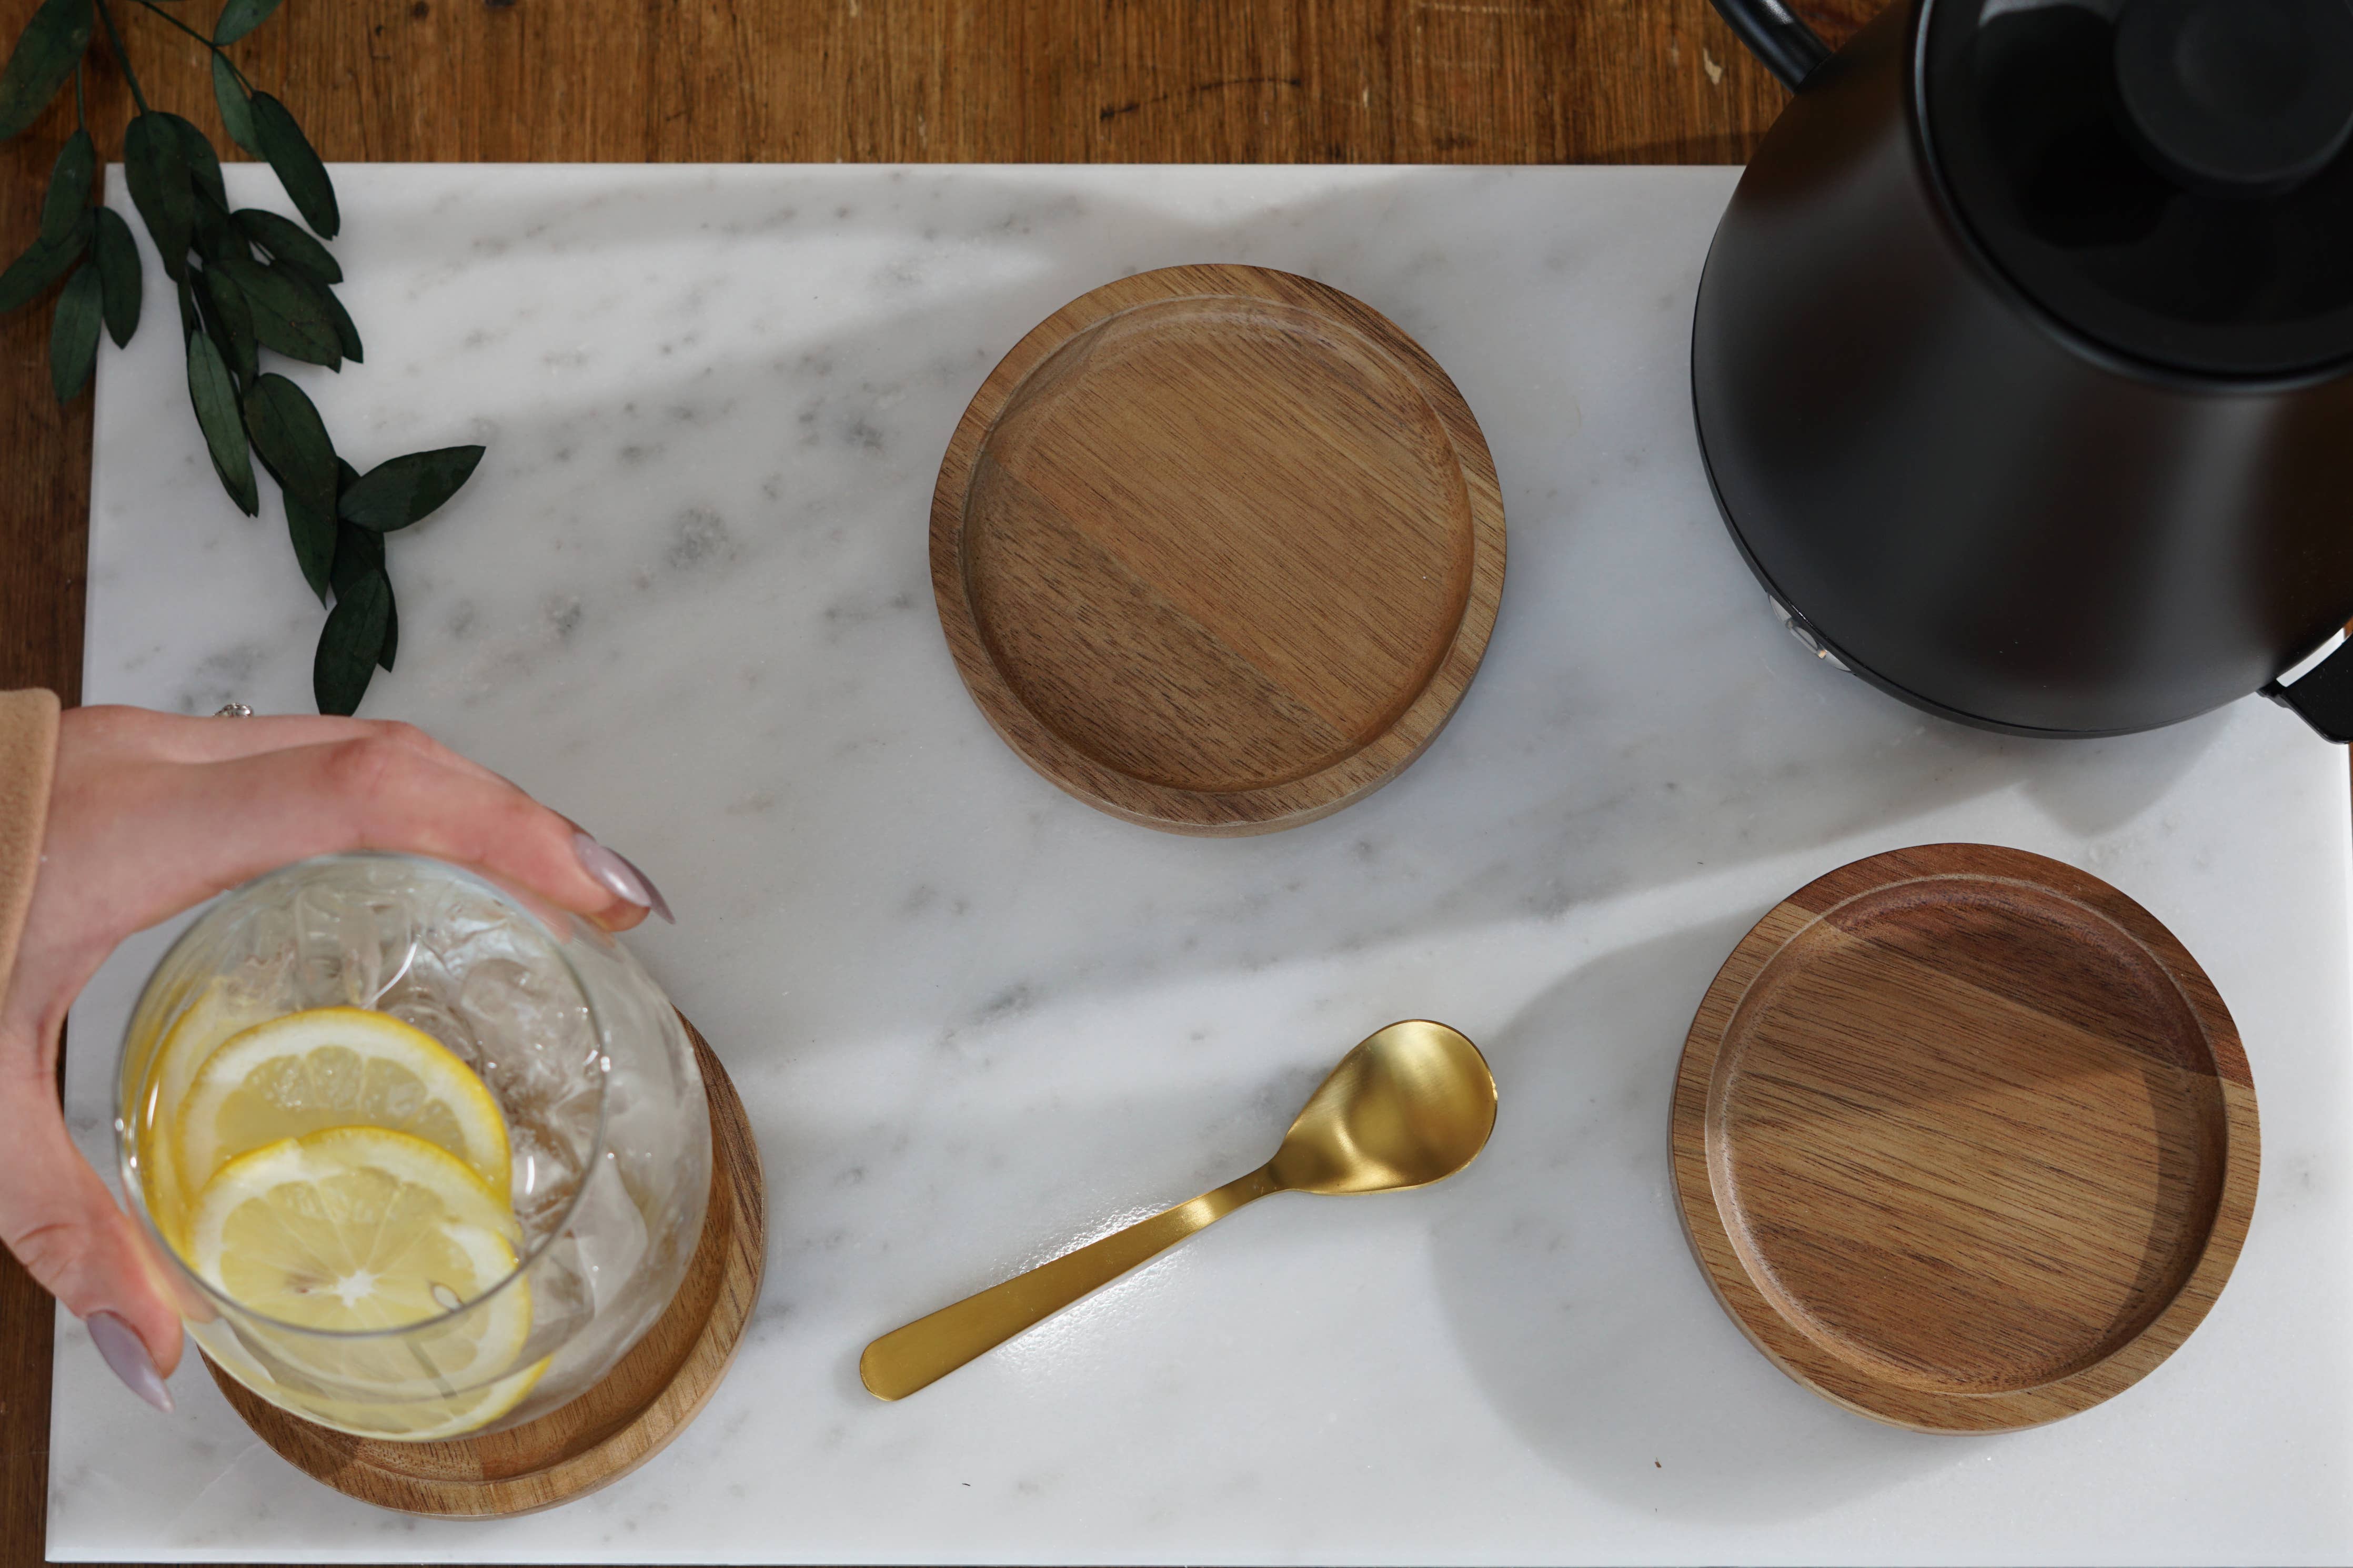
267,166,2230,1053
69,166,2347,1564
778,1057,1343,1363
2010,705,2233,836
1426,917,1973,1524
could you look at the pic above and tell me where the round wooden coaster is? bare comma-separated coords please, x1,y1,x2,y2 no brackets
932,264,1506,835
205,1016,766,1514
1672,844,2258,1433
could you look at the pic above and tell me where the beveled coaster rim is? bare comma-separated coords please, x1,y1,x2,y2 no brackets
930,262,1508,837
1670,843,2258,1433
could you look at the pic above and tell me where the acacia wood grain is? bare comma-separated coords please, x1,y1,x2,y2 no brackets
0,0,1883,1557
1672,843,2258,1432
935,264,1505,834
203,1018,765,1516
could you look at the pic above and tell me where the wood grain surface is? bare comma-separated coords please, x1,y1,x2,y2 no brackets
934,264,1505,834
0,0,1878,1559
203,1018,766,1516
1672,844,2259,1433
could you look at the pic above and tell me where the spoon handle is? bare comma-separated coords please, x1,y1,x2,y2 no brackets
859,1165,1280,1400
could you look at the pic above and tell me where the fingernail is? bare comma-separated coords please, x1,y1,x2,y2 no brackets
574,832,675,923
87,1312,174,1413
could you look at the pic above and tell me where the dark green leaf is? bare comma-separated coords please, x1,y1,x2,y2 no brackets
277,261,360,362
242,372,336,512
0,211,85,312
0,0,92,144
175,271,198,339
165,114,227,214
339,446,484,532
218,253,338,367
123,114,193,281
248,93,336,240
190,189,243,265
330,514,383,597
335,457,360,494
328,519,395,672
37,128,91,245
92,207,138,346
233,207,338,284
284,489,336,602
212,53,260,157
319,281,360,362
47,260,98,401
313,569,388,715
214,0,283,46
185,330,258,515
196,261,258,383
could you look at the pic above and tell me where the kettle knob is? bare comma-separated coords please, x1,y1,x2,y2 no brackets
2116,0,2353,196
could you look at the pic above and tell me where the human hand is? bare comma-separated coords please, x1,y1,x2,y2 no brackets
0,706,672,1411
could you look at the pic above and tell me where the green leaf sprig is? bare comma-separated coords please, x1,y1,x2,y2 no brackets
0,0,482,715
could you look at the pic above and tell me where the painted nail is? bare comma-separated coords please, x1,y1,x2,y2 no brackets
87,1312,173,1413
574,832,675,923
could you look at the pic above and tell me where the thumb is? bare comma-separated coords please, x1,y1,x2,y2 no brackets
0,1058,183,1410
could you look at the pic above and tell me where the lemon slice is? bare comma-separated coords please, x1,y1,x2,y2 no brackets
263,1353,552,1441
188,1127,534,1403
177,1007,510,1198
135,981,279,1248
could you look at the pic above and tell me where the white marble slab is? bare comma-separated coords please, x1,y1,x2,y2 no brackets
47,164,2353,1565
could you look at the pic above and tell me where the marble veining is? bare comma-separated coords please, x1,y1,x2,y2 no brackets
47,165,2353,1564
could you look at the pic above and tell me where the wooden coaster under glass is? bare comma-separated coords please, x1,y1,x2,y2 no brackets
202,1018,765,1515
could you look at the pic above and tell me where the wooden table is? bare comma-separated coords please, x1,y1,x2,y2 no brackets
0,1,1872,1560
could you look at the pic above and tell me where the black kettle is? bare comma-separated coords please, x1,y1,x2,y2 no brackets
1694,0,2353,739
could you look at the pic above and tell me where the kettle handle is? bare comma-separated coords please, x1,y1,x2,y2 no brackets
2265,636,2353,743
1708,0,1832,92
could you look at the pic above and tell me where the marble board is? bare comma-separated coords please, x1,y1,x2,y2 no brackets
48,165,2353,1565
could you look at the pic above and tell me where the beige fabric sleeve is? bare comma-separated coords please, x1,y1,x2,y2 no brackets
0,690,61,1009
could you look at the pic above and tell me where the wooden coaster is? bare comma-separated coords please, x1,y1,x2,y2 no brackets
205,1016,766,1514
932,264,1506,835
1672,844,2258,1433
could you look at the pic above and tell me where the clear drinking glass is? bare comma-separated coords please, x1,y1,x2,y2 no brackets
113,853,711,1440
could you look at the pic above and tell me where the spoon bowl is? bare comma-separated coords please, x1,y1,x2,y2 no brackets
1270,1020,1497,1195
860,1020,1496,1400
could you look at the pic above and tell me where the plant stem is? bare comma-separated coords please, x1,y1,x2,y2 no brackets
129,0,220,55
73,61,84,130
94,0,149,114
128,0,262,93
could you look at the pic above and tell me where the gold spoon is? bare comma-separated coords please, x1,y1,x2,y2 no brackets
859,1019,1497,1400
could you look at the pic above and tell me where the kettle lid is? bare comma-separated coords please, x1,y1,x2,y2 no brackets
1925,0,2353,378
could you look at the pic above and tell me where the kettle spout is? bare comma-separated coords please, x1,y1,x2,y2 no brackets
1708,0,1833,91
